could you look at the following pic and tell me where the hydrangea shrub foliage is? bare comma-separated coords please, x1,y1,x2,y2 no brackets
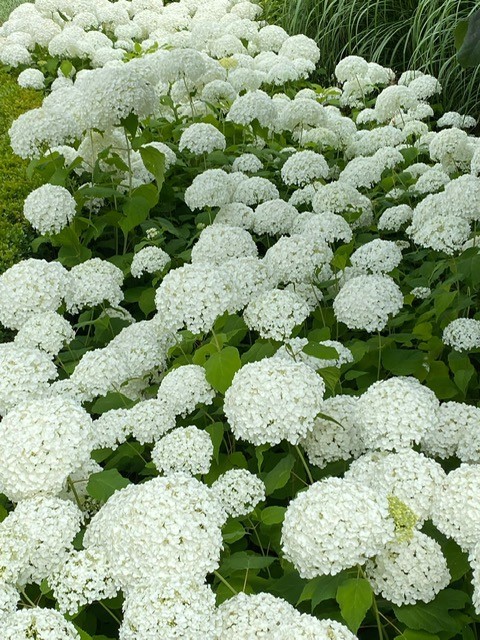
0,0,480,638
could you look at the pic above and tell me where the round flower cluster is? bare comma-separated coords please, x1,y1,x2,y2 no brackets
280,150,329,186
64,258,124,313
243,288,310,340
224,357,325,445
251,199,298,236
0,259,68,330
350,239,403,274
282,477,394,576
0,396,93,501
157,364,215,417
442,318,480,351
365,531,450,606
82,474,226,590
191,225,258,265
17,68,45,90
333,274,403,332
0,344,57,415
0,608,80,640
151,426,214,476
211,469,266,518
345,450,445,523
355,377,439,451
217,592,357,639
300,395,363,468
421,400,480,460
14,311,75,356
179,123,226,155
23,184,76,235
131,246,170,278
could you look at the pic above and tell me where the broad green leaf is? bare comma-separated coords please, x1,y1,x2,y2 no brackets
425,361,458,399
241,340,277,364
220,551,275,576
261,506,286,525
140,146,166,191
395,631,439,640
454,20,469,51
457,9,480,68
91,392,136,414
206,422,224,463
302,342,339,360
203,346,241,393
86,469,131,502
222,520,246,543
298,573,344,610
382,347,425,375
393,589,469,633
336,578,373,633
263,454,295,495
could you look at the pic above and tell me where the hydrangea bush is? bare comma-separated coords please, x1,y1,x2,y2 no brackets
0,0,480,638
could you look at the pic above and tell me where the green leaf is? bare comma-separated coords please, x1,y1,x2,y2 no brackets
302,342,339,360
220,551,275,576
206,422,224,463
393,589,469,634
86,469,131,502
59,59,73,78
298,573,345,611
241,340,277,364
222,520,246,543
425,361,458,399
336,578,373,633
203,346,241,393
263,454,295,495
382,347,425,375
261,506,286,525
395,631,439,640
91,392,136,414
457,9,480,68
140,146,166,192
454,20,469,52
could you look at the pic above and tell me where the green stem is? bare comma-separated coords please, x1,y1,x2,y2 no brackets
67,476,83,510
99,600,122,624
295,445,314,484
214,570,238,595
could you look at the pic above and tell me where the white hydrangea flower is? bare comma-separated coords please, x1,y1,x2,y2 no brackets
281,150,328,186
152,426,213,476
282,477,394,577
293,211,353,244
51,548,117,616
0,344,57,415
155,263,232,334
185,169,234,210
410,286,431,299
14,311,75,356
0,258,68,330
243,288,310,340
0,495,82,591
251,199,298,236
17,67,45,89
179,123,226,155
278,34,320,64
233,176,280,205
350,239,403,274
83,474,226,590
365,531,450,606
432,464,480,552
300,395,363,468
374,85,418,122
312,182,373,227
214,202,254,228
443,318,480,351
227,89,277,127
143,141,177,171
64,258,124,313
211,469,265,518
421,401,476,459
232,153,263,173
217,592,356,639
131,246,170,278
345,450,445,523
191,225,257,265
23,184,76,234
333,274,403,332
438,112,477,129
158,364,215,417
355,377,439,451
0,608,80,640
224,357,325,445
335,55,370,82
264,235,333,286
377,205,412,231
120,582,218,640
0,396,93,501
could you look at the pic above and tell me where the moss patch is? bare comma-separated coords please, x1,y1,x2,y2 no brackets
0,67,43,273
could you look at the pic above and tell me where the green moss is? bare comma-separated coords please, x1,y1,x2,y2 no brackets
0,67,43,273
